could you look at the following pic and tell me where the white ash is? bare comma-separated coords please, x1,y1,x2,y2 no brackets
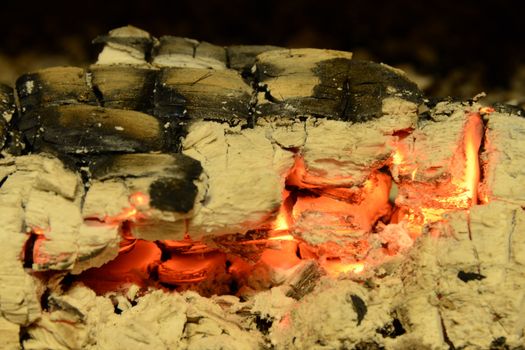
480,110,525,206
300,101,417,188
0,317,20,350
96,26,152,66
23,285,263,350
0,154,123,337
182,120,295,238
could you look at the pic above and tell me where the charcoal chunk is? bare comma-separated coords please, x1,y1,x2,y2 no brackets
457,270,486,282
149,176,199,212
347,293,367,326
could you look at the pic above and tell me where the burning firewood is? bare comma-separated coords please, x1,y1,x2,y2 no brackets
0,25,524,349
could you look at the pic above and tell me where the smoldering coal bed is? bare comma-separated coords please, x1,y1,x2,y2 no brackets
0,26,524,350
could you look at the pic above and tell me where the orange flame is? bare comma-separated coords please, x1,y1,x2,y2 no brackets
106,207,138,223
268,234,295,241
129,192,149,207
324,260,365,276
104,192,150,223
273,206,290,231
459,113,483,206
479,106,495,115
31,227,47,235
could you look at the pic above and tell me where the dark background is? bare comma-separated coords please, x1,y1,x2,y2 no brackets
0,0,523,100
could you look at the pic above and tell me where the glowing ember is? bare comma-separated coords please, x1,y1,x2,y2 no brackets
268,234,295,241
272,190,292,232
105,207,138,223
129,192,150,207
461,112,483,205
76,240,161,294
31,227,47,235
479,106,495,115
105,192,150,223
62,110,485,295
324,260,365,276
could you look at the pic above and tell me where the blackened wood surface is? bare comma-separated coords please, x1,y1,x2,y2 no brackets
255,49,422,121
89,153,201,180
89,153,202,212
7,32,426,158
226,45,281,73
0,84,15,150
89,65,157,112
17,105,166,154
0,115,6,150
16,67,97,113
154,67,252,123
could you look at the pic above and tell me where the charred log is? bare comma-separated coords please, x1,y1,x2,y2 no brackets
154,67,252,125
88,65,157,112
16,67,97,113
17,105,167,154
226,45,281,73
255,50,422,121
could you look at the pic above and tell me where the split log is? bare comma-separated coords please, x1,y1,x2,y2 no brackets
16,67,98,113
4,26,525,350
153,36,227,69
17,105,167,154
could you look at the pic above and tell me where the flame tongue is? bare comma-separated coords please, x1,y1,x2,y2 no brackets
462,112,483,205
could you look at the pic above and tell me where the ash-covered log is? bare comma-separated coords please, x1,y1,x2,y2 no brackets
1,25,525,350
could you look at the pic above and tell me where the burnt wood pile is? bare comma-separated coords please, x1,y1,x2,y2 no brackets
0,26,524,350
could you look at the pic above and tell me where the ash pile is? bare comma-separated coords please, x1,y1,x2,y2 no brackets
0,26,524,350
